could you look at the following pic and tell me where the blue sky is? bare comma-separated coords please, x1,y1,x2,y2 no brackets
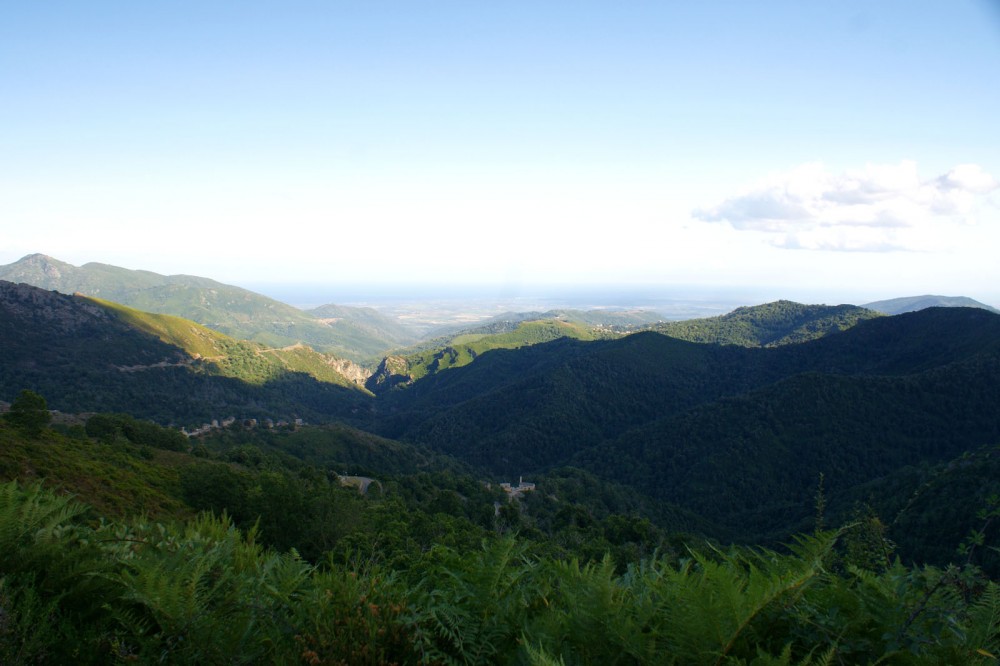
2,1,999,304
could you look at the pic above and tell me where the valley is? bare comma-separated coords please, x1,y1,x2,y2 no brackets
3,255,1000,663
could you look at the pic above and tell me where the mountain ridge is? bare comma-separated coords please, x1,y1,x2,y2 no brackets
644,299,883,346
0,280,370,424
377,307,1000,545
863,294,1000,315
4,274,1000,569
0,254,418,362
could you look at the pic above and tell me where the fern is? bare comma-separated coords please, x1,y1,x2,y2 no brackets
523,638,569,666
517,532,837,665
106,512,305,663
291,564,414,665
405,537,538,664
0,481,118,661
961,580,1000,662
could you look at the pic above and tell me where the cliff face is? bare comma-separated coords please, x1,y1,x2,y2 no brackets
325,357,370,387
365,355,412,394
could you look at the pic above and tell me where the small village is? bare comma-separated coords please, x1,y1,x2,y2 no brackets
182,416,305,437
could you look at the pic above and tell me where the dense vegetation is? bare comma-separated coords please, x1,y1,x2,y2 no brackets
0,281,370,425
374,308,1000,561
4,476,1000,664
644,300,882,347
367,300,854,393
4,272,1000,661
4,400,1000,663
369,319,602,392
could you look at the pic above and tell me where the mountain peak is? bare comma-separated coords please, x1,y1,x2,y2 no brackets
15,253,73,266
0,253,79,284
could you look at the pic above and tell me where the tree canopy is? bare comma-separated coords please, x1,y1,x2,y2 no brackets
4,389,51,435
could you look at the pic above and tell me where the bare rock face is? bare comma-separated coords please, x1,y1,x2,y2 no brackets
365,355,412,393
325,357,370,387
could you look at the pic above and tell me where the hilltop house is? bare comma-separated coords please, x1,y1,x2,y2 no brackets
500,476,536,499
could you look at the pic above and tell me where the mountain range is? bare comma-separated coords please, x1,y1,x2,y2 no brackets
642,299,883,346
4,254,996,367
0,254,418,362
862,294,1000,315
373,306,1000,552
4,255,1000,567
0,281,370,423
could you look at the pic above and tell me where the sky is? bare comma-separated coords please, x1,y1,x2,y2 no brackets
2,1,999,305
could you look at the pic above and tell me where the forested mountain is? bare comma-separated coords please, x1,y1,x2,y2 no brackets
5,276,1000,570
643,299,882,346
0,281,370,424
367,318,601,392
365,300,883,393
863,294,1000,315
5,283,1000,662
419,308,664,341
305,302,419,353
829,443,1000,571
379,307,1000,549
0,254,416,361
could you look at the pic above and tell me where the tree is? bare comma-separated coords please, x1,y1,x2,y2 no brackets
4,389,51,436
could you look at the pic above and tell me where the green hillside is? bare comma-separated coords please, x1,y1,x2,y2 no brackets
5,294,1000,662
0,281,371,424
3,425,1000,664
420,308,663,341
0,254,415,361
88,297,365,388
6,276,1000,572
379,308,1000,552
91,296,236,360
646,299,882,346
830,444,1000,571
579,357,1000,542
863,294,1000,315
367,318,600,392
305,302,420,350
0,422,192,519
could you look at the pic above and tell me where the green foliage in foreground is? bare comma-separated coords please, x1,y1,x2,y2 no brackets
3,480,1000,665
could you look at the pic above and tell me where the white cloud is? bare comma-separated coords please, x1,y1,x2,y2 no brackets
934,164,998,193
694,161,999,251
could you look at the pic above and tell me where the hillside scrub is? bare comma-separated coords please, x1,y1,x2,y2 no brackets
2,480,1000,664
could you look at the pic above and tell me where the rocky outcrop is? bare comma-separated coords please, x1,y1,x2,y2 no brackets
325,357,370,387
365,355,412,394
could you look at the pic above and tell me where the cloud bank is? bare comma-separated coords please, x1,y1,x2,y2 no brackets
694,161,998,251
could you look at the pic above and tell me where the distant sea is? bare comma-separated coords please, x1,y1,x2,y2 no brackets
242,282,863,322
